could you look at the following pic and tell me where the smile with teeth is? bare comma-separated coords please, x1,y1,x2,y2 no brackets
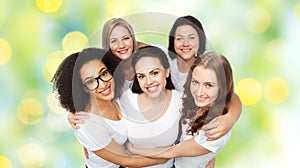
146,85,159,93
99,86,111,96
195,96,208,102
118,49,128,54
181,48,192,52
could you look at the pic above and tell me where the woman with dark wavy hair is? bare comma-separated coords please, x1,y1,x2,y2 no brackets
52,48,166,168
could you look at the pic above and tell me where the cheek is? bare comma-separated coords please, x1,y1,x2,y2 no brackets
174,41,180,49
110,45,117,53
137,79,144,86
127,41,134,51
211,89,219,99
190,84,197,94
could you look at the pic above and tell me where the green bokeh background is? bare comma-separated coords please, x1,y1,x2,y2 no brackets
1,0,300,167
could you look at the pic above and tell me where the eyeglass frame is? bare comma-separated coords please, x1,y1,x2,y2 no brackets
82,69,113,91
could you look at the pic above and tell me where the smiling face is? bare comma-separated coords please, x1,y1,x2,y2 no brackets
190,65,219,107
174,25,200,61
80,59,115,101
135,56,169,98
109,25,134,60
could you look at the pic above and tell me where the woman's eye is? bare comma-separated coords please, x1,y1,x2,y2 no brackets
101,71,108,77
137,75,144,79
152,71,159,76
192,80,198,85
189,36,195,40
123,36,130,40
110,39,117,44
206,83,214,88
176,37,183,41
86,79,95,85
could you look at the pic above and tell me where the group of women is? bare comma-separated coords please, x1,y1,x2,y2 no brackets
52,15,242,168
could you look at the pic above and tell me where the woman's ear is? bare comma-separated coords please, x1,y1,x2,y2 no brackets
165,68,170,78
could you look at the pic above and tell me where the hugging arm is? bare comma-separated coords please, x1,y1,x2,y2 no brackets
68,112,89,129
127,138,209,159
202,93,242,141
93,140,167,167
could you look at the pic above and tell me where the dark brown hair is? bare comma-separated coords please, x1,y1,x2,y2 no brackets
168,15,206,59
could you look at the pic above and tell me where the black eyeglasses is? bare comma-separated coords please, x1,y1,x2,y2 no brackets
83,69,113,91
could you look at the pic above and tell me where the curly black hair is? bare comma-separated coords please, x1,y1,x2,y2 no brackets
181,52,233,135
51,48,121,113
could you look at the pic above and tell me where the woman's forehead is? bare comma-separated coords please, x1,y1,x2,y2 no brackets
135,57,163,73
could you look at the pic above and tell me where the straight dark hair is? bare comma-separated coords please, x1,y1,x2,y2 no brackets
168,15,206,59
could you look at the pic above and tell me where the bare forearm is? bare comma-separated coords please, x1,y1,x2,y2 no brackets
226,93,242,122
121,155,167,167
93,148,166,167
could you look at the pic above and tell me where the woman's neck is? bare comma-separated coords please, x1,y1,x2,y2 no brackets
138,89,172,121
90,98,121,120
177,57,195,73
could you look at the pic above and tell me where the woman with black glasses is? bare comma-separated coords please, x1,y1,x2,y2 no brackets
52,48,166,168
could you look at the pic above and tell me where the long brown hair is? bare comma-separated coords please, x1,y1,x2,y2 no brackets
181,52,233,135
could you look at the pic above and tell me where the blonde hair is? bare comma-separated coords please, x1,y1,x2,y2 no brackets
102,18,137,52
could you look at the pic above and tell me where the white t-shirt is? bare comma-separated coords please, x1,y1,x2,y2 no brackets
74,100,127,168
120,89,182,168
175,122,232,168
153,44,188,92
168,57,188,92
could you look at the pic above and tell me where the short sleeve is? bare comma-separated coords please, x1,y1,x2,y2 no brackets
74,117,112,152
193,129,232,153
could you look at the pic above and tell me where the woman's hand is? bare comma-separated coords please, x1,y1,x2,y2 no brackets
125,141,137,154
202,114,234,141
203,93,242,141
206,157,215,168
68,112,89,129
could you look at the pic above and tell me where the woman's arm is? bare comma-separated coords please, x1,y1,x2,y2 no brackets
127,138,210,159
93,140,167,167
202,93,242,141
137,41,149,49
206,157,216,168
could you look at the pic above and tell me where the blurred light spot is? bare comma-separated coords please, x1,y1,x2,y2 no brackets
18,143,45,167
46,112,69,132
35,121,56,143
0,155,12,168
0,38,12,66
260,114,279,139
43,51,66,83
236,78,262,105
62,31,88,56
264,77,289,103
40,22,66,50
47,91,68,114
17,98,44,125
35,0,62,13
295,3,300,22
265,39,285,65
105,1,131,18
245,7,271,33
